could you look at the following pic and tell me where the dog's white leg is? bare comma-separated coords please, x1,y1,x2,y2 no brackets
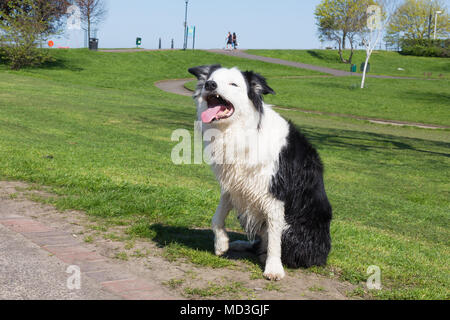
212,192,232,256
263,200,286,281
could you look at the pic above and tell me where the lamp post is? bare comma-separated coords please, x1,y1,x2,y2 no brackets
434,11,442,40
183,0,189,50
428,0,434,39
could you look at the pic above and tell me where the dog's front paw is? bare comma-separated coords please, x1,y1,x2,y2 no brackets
263,259,285,281
214,237,229,256
263,270,285,281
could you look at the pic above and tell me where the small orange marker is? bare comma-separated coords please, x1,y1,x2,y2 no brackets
48,40,54,47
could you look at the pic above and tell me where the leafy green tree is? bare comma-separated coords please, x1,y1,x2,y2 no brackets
315,0,375,64
386,0,449,42
0,0,70,34
0,0,68,69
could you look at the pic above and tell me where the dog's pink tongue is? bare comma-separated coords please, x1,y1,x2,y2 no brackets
201,106,223,124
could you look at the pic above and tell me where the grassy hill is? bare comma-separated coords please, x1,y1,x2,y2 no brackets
0,49,449,299
247,49,450,79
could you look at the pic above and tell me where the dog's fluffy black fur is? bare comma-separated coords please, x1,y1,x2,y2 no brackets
270,122,332,268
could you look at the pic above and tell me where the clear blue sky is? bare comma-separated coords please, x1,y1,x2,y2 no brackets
58,0,325,49
57,0,450,49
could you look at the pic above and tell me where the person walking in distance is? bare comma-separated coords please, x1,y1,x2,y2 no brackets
232,32,238,50
226,32,233,50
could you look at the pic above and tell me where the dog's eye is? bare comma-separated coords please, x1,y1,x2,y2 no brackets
230,83,238,87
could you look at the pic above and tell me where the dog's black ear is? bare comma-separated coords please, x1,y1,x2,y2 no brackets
242,71,275,96
188,64,222,80
242,71,274,129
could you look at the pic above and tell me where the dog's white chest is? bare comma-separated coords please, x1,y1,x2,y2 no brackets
204,118,288,215
215,162,273,212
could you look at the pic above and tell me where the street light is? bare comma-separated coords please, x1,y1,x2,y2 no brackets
434,11,442,40
183,0,189,50
428,0,434,39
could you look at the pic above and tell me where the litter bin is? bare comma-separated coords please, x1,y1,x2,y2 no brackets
350,64,357,73
360,62,370,73
89,38,98,51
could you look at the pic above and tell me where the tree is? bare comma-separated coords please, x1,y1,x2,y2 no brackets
360,0,399,88
0,0,70,34
315,0,375,64
0,0,70,69
386,0,449,41
74,0,107,40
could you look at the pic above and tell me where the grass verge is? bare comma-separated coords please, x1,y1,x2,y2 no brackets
0,49,448,299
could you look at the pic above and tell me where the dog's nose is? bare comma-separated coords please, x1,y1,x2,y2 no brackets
205,80,217,91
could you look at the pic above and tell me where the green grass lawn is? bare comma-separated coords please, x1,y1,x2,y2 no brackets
247,49,450,79
0,49,449,299
185,76,450,126
1,48,320,89
266,77,450,126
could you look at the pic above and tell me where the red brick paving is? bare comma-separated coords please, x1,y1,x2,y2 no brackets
1,219,52,233
43,245,91,255
121,290,175,300
0,217,179,300
32,236,81,247
74,260,110,273
24,230,71,238
101,279,156,293
84,270,132,283
0,214,26,220
58,251,106,264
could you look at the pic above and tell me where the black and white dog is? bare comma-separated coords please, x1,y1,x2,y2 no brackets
188,65,332,280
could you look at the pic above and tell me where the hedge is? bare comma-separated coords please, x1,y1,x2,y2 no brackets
400,39,449,58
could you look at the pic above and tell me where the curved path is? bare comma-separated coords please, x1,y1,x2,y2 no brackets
155,78,448,130
208,50,419,80
102,48,419,80
155,79,193,97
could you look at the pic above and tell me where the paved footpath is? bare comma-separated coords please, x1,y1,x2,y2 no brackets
207,49,419,80
155,79,193,97
0,222,119,299
102,48,419,80
0,183,179,300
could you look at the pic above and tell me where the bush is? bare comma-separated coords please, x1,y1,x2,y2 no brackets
400,39,450,58
0,46,5,64
0,0,58,70
1,45,54,70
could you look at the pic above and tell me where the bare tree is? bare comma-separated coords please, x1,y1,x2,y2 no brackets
74,0,107,40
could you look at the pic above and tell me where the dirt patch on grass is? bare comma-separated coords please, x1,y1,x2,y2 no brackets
0,180,361,300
